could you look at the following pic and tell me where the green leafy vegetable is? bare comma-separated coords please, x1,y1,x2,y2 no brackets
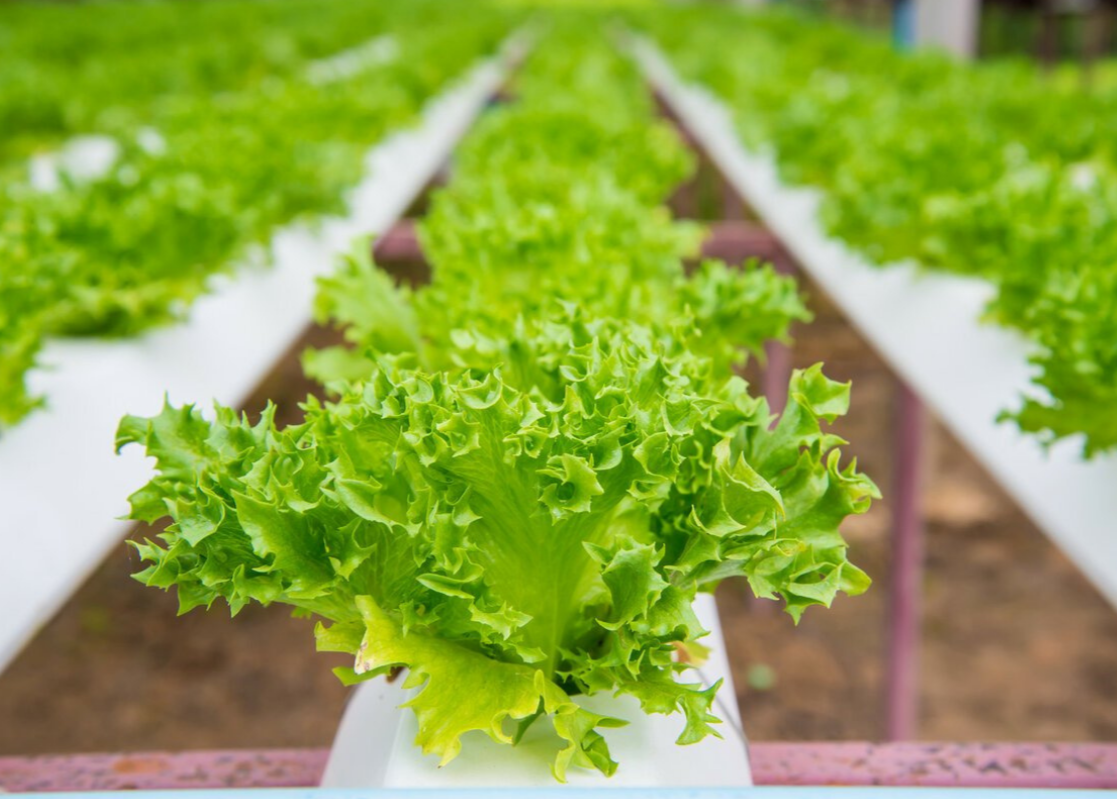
120,315,876,778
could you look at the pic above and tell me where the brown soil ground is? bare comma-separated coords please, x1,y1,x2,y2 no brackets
1,156,1115,758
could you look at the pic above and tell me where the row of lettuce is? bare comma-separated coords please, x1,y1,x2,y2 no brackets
118,22,877,780
648,6,1117,458
1,0,395,165
0,0,514,427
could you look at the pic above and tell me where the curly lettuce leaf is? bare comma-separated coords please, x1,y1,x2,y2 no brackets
120,315,876,777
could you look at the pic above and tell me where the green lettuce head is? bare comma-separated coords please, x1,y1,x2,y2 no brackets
118,314,876,779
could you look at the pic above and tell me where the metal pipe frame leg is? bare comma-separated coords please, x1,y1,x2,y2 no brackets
886,382,925,740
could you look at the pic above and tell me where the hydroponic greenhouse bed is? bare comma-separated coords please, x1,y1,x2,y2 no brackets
2,0,1117,793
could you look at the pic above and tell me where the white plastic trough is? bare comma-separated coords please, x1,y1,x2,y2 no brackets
632,38,1117,612
321,593,751,788
0,41,519,676
307,35,399,86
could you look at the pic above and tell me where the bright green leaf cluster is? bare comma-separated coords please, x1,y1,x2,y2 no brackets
120,314,875,778
0,0,398,165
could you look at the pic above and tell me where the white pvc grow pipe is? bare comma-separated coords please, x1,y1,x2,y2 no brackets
321,594,752,788
306,35,399,86
28,135,122,191
632,38,1117,613
0,40,521,676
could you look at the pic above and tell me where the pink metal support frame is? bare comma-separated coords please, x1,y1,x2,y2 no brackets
372,219,794,277
886,383,926,740
722,173,747,223
3,744,1116,792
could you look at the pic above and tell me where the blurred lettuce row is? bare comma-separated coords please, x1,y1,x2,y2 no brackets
119,23,875,778
307,22,811,387
647,6,1117,458
0,0,386,166
0,0,517,429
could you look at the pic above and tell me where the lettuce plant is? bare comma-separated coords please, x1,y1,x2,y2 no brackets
304,242,807,390
119,314,876,779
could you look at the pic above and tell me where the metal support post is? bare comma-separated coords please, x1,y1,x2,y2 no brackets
885,382,926,740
